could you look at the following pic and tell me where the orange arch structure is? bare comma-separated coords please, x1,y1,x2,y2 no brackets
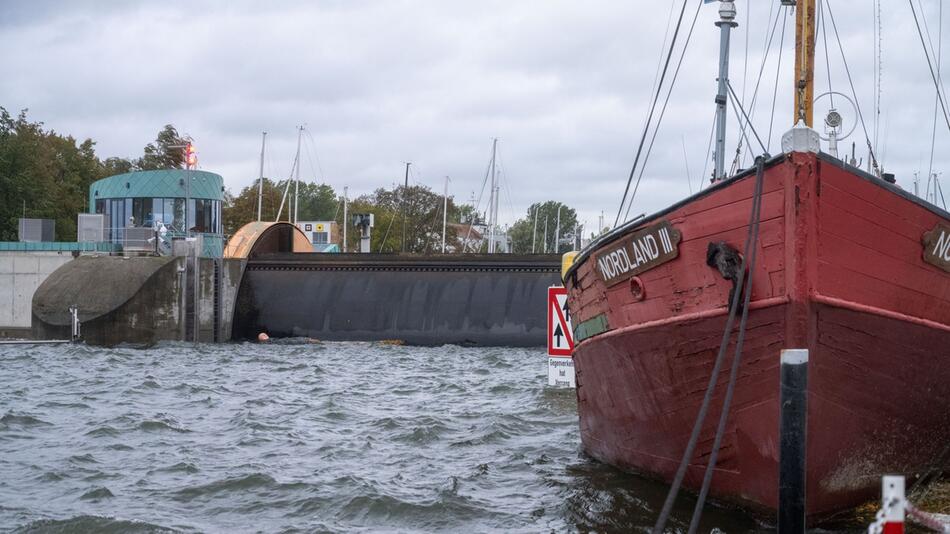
224,221,313,259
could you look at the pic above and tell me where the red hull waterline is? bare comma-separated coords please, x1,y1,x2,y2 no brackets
564,151,950,520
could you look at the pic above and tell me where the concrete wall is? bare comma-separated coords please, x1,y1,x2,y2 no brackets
0,252,74,337
32,256,244,346
195,258,244,342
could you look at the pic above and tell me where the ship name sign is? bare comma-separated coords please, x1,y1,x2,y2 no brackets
923,223,950,273
594,220,682,286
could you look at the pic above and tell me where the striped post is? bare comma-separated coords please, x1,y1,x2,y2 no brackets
882,475,905,534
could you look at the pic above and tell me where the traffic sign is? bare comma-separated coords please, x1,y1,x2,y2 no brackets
547,286,574,356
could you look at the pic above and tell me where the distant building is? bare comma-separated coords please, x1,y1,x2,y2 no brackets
89,169,225,257
295,221,340,253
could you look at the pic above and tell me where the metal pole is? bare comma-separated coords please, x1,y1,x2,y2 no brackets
554,205,562,254
293,126,302,225
714,1,738,182
778,348,809,533
488,139,497,253
401,162,410,253
343,186,350,252
531,205,538,254
257,131,266,222
442,176,449,253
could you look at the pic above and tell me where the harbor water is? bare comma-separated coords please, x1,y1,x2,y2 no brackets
0,341,763,533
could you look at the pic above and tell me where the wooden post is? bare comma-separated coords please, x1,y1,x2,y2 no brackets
779,348,809,533
794,0,816,126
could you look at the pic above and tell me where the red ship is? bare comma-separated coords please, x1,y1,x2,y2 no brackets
563,0,950,522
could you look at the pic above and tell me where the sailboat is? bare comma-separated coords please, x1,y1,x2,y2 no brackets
563,0,950,522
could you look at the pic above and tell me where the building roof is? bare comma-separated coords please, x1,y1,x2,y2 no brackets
89,169,223,211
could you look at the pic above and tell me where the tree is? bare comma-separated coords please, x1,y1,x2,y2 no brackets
0,108,104,241
508,201,578,254
296,182,339,221
135,124,188,170
222,177,286,235
335,184,459,253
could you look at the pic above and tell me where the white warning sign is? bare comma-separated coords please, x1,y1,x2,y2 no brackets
547,286,575,388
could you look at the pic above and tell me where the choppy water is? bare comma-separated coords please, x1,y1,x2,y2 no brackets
0,342,764,533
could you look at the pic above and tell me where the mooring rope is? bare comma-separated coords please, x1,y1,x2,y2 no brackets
687,156,766,534
651,155,767,534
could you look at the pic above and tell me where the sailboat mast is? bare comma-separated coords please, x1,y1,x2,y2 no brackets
442,176,449,253
257,131,266,222
343,186,348,253
794,0,816,126
713,1,737,182
488,138,498,254
293,126,302,224
531,205,538,254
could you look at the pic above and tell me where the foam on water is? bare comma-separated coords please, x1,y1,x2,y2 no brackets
0,341,761,533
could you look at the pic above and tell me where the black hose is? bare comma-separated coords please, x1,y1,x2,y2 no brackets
686,156,766,534
651,156,767,533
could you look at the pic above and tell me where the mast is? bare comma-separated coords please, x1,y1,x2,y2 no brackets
554,205,562,254
531,205,538,254
441,176,449,253
713,1,738,182
401,162,410,253
794,0,816,126
257,131,266,222
293,126,302,224
342,186,348,252
488,138,498,254
543,215,548,253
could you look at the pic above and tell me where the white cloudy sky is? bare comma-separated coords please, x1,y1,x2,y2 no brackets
2,0,948,230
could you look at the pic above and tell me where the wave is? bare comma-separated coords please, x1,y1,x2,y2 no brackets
14,514,179,533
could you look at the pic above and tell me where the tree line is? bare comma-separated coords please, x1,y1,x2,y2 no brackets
0,108,192,241
0,108,588,253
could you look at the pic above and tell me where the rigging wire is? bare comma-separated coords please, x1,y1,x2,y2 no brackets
621,0,702,221
682,135,693,195
737,0,776,170
876,0,884,159
727,81,769,156
928,0,943,195
818,0,834,110
700,111,717,191
460,144,496,252
917,0,950,124
766,8,789,152
732,4,784,173
824,0,880,173
614,0,690,227
303,129,327,184
908,0,950,137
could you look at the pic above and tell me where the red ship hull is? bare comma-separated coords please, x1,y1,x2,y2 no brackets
564,152,950,519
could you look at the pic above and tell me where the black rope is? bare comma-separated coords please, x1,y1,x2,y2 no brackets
615,0,690,228
652,156,768,534
687,156,766,534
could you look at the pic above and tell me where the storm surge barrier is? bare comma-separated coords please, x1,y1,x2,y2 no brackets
233,253,562,347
